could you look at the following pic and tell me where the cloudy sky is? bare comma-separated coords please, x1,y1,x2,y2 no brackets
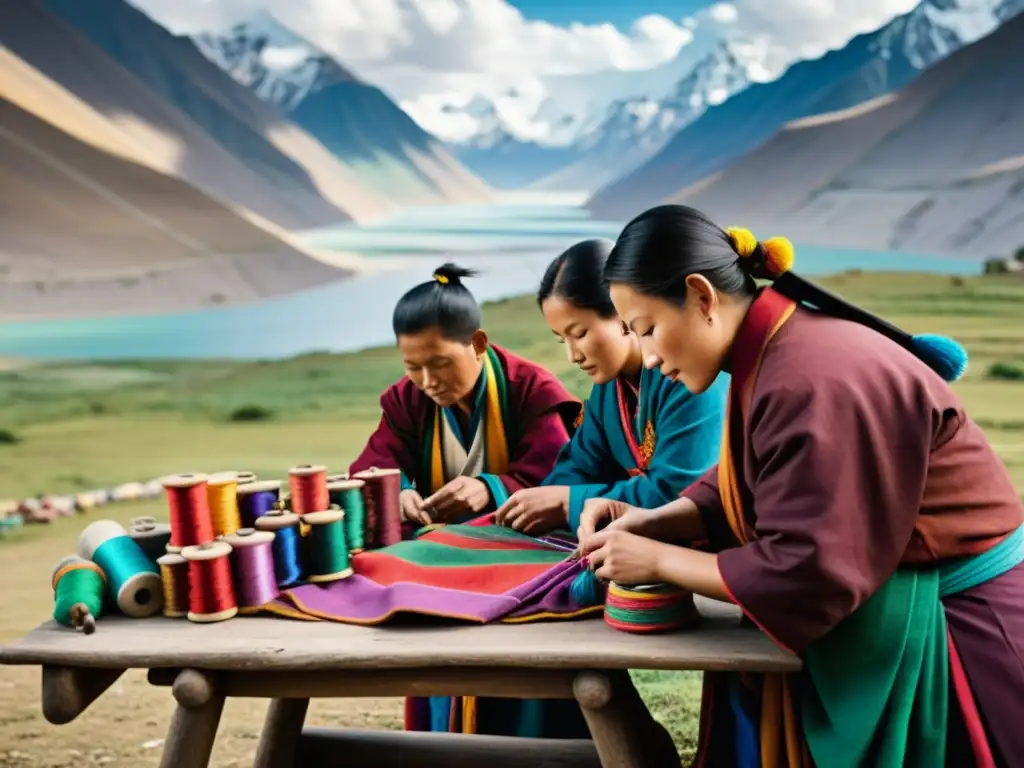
128,0,921,141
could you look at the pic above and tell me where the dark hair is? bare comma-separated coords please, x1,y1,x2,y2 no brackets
392,262,481,343
537,239,617,318
604,204,967,381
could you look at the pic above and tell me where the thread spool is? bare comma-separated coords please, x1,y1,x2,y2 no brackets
157,552,189,618
288,464,330,515
303,507,352,583
162,473,213,551
236,480,282,529
52,555,104,634
327,479,367,553
223,528,280,610
129,516,172,562
254,508,304,588
604,582,698,634
234,471,257,485
181,541,238,623
325,473,349,483
78,520,163,618
353,467,402,548
207,471,242,538
569,567,605,607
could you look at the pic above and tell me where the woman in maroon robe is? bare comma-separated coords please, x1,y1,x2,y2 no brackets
578,205,1023,767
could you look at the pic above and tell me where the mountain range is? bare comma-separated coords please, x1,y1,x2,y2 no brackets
0,0,492,319
191,11,491,206
666,9,1024,257
587,0,1024,220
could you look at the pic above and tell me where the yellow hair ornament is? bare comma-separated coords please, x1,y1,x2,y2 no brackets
433,272,450,285
761,236,795,278
726,226,758,258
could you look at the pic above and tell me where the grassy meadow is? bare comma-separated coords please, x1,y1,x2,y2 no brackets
1,271,1023,766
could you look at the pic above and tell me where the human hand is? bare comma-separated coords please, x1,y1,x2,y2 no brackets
399,489,430,526
421,476,491,522
586,529,667,585
494,486,569,535
577,498,646,553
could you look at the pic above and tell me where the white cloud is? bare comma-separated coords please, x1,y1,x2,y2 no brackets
707,3,740,24
128,0,924,143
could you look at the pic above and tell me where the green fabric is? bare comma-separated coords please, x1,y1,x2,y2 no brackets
802,524,1024,768
375,539,569,567
479,473,510,507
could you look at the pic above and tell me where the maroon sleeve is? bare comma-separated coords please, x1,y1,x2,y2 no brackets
495,408,571,494
347,383,421,479
716,367,931,654
681,465,737,552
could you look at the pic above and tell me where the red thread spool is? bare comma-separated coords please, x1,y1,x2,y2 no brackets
181,541,238,623
353,467,402,548
288,464,330,516
162,474,214,550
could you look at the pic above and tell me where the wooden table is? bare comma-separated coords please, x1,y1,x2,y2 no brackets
0,597,800,768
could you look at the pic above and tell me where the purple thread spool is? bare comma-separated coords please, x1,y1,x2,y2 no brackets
223,528,279,609
236,481,282,529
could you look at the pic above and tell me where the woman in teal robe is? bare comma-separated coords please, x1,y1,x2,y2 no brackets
496,239,727,536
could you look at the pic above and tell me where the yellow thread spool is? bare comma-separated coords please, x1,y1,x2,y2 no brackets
207,471,242,538
157,552,189,618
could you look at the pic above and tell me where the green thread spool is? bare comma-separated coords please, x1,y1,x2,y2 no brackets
78,520,164,618
303,506,352,583
51,555,105,633
327,479,366,553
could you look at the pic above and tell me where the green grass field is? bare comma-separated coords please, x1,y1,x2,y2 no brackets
1,271,1022,766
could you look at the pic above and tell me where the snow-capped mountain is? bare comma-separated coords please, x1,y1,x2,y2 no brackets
588,0,1024,219
191,12,491,206
532,42,752,193
451,40,756,191
192,11,358,111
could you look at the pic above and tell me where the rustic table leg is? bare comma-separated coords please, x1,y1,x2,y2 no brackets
41,666,125,725
254,698,310,768
158,669,225,768
573,670,681,768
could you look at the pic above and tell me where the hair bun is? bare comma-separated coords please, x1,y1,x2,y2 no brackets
432,262,478,287
726,227,794,280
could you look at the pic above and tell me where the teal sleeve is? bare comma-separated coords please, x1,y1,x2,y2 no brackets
400,472,415,491
478,473,510,507
542,387,616,488
566,373,728,529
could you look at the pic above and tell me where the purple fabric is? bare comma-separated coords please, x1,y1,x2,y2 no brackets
269,557,591,625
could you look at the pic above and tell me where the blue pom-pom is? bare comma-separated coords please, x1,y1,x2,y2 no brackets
569,567,604,607
910,334,968,382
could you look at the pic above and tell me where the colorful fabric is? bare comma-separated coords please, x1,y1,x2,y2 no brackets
543,367,727,529
265,516,599,625
701,287,1024,768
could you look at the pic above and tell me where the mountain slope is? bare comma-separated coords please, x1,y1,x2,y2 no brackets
0,1,392,232
35,0,394,228
192,14,491,205
667,13,1024,257
532,42,751,194
0,48,361,320
588,0,1020,220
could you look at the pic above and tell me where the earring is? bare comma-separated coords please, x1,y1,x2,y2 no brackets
706,316,713,326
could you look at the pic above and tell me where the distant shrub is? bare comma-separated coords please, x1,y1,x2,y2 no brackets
228,405,274,422
983,258,1010,275
949,276,966,289
1013,246,1024,263
0,428,20,445
987,361,1024,381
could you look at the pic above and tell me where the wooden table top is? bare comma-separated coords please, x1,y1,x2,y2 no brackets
0,597,800,673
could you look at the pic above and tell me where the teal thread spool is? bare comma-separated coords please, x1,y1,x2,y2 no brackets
78,520,164,618
327,478,366,553
51,555,105,633
304,506,352,583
